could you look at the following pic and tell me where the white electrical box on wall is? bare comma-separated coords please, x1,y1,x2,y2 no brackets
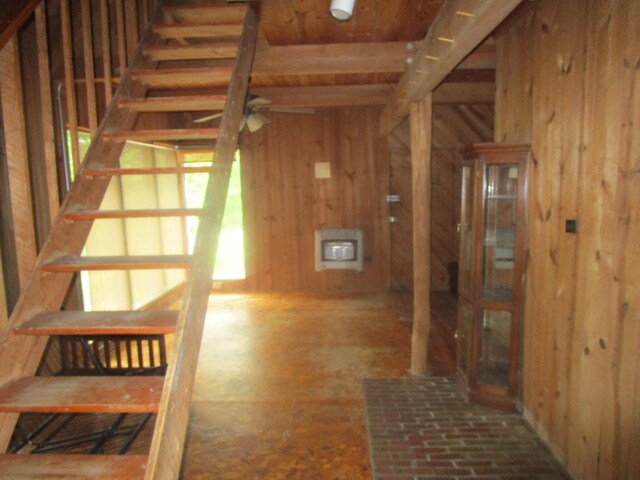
314,162,331,179
315,229,364,271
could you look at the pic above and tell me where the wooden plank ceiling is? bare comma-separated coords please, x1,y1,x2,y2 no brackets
258,0,445,45
243,0,494,107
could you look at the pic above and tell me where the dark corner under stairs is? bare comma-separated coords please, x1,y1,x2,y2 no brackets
0,2,257,478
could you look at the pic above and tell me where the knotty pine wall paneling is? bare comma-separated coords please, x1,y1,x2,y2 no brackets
241,106,390,292
389,103,493,293
495,1,640,478
389,118,413,291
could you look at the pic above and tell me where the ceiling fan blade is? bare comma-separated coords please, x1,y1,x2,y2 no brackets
264,106,316,115
239,115,248,132
193,112,224,123
247,96,272,108
246,113,270,133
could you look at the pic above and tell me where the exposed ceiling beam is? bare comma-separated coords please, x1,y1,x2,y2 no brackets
250,84,394,107
250,81,494,108
253,42,412,76
252,40,495,77
380,0,524,135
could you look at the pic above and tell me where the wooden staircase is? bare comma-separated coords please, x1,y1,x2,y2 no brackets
0,3,257,478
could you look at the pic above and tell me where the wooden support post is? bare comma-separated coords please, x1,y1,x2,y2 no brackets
142,0,150,27
115,0,127,75
60,0,81,173
0,37,38,290
80,0,98,134
35,4,60,223
409,95,432,375
0,249,7,333
99,0,113,104
124,1,139,65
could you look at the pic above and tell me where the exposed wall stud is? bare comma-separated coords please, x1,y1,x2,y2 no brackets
0,37,38,289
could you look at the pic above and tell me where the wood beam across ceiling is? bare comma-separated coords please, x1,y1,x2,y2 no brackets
380,0,523,135
250,84,394,108
250,82,494,109
252,40,495,77
253,42,412,76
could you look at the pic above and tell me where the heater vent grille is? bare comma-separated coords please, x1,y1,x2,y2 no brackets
315,229,363,271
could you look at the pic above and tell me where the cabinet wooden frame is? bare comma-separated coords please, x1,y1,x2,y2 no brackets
456,143,530,411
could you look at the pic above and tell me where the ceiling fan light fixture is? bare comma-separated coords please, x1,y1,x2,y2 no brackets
246,113,270,133
330,0,356,21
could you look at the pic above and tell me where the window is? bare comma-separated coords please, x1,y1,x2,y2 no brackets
181,150,245,280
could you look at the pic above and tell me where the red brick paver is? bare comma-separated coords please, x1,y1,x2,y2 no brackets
363,377,568,480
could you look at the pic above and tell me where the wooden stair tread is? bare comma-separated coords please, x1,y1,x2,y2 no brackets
144,43,238,61
153,23,243,40
14,311,179,336
131,67,233,89
0,454,147,479
83,166,212,176
162,5,247,24
103,128,219,141
42,255,191,272
0,377,163,413
118,95,226,112
65,208,203,220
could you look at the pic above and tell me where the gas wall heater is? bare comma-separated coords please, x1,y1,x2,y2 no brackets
315,229,364,272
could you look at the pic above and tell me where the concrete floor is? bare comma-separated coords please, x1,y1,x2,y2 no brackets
179,292,441,479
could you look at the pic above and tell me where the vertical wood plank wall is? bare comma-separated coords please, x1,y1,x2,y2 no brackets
388,117,414,290
495,1,640,478
241,107,390,291
389,103,494,292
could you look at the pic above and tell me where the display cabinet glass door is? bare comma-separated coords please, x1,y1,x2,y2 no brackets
458,164,475,299
475,308,513,387
456,298,473,381
481,164,518,302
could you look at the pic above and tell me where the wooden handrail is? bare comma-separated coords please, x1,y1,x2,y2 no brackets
0,0,41,51
144,6,258,479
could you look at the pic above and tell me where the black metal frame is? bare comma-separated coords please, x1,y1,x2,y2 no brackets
9,334,166,455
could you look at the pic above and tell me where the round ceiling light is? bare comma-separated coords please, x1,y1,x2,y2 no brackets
330,0,356,21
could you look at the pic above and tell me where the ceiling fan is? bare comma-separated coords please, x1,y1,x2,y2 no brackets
194,95,315,132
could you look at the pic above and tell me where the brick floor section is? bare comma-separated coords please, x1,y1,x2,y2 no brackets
363,376,568,480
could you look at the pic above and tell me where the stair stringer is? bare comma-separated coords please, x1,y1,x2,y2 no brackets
143,7,258,480
0,9,164,451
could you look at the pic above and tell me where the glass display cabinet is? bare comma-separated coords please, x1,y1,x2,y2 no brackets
456,143,529,411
